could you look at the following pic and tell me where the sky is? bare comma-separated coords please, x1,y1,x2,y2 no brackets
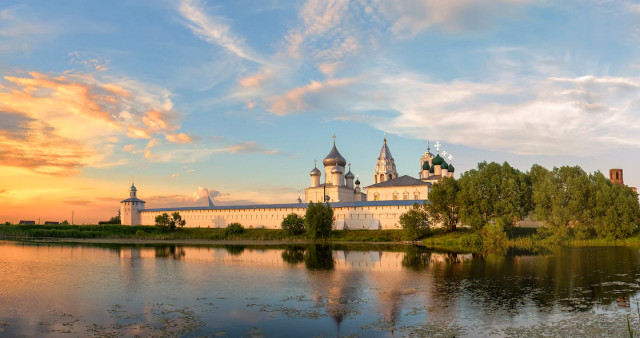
2,0,640,224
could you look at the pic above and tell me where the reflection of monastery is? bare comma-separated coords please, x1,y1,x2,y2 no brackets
121,138,456,229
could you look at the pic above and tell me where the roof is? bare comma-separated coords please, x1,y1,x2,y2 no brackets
323,144,347,167
143,199,426,213
365,175,431,188
378,139,393,160
121,197,146,203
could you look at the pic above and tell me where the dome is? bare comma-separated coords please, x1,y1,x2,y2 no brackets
448,164,455,173
429,165,435,174
355,178,360,185
345,170,355,179
331,164,343,174
323,144,347,167
130,184,137,191
422,161,430,171
441,161,449,170
432,154,444,165
310,167,321,176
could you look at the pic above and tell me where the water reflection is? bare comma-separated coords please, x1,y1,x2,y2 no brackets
3,241,640,336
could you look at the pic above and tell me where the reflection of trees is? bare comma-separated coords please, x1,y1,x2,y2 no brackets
154,245,185,260
281,246,305,265
304,245,335,270
401,246,432,270
224,245,245,256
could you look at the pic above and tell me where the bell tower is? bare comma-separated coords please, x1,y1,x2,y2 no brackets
610,169,624,185
374,136,398,184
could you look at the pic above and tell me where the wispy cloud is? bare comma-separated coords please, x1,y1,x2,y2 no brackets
0,7,60,53
178,0,264,64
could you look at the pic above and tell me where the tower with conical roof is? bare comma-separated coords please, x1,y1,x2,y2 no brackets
120,182,146,225
323,135,347,186
374,136,398,184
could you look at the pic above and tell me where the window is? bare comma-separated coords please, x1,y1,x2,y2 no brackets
403,192,409,200
393,193,398,200
414,192,420,200
380,174,384,182
374,193,380,201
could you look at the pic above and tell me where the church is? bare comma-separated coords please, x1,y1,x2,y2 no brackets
121,137,456,230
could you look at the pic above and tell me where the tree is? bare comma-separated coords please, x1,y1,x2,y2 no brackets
171,212,186,229
592,173,640,239
457,161,532,230
155,213,171,229
426,177,460,231
61,220,69,225
4,221,11,226
108,215,121,225
281,213,305,235
304,202,334,239
399,203,430,240
224,222,244,237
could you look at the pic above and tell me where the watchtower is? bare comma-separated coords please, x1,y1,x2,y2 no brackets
609,169,624,185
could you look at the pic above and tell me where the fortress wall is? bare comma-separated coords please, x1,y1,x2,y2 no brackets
139,204,415,230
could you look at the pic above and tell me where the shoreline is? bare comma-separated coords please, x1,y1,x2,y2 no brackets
1,237,415,246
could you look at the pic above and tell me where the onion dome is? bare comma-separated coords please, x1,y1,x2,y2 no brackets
422,161,430,171
310,166,321,176
331,163,343,174
355,178,360,186
323,144,347,167
429,165,435,174
432,154,444,166
345,170,354,179
130,184,137,191
448,164,455,173
441,161,449,170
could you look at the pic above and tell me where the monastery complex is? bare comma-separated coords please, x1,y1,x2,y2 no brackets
120,138,456,230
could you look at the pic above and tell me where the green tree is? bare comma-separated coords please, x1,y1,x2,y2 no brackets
171,212,186,229
591,173,640,239
304,202,334,239
399,203,430,240
457,161,532,230
60,220,69,225
281,213,305,235
155,213,171,228
108,215,121,225
4,221,11,225
224,222,244,237
426,177,460,231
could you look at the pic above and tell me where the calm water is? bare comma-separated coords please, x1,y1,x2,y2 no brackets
2,241,640,337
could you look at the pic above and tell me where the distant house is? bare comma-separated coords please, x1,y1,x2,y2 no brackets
18,220,36,225
44,221,59,225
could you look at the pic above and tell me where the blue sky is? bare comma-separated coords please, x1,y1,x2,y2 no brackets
2,0,640,223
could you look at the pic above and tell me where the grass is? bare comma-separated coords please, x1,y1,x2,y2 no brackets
0,224,401,243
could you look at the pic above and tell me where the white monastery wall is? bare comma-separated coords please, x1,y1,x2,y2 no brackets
140,203,417,230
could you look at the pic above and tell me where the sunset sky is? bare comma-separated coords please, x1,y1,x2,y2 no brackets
2,0,640,223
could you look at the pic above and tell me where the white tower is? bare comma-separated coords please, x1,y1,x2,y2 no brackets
323,135,347,186
374,136,398,184
120,183,145,225
345,163,355,189
310,160,321,187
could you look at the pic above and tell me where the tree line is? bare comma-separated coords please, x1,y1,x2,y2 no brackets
402,161,640,241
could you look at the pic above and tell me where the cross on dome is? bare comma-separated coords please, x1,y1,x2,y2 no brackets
435,141,441,153
448,154,453,162
441,150,447,158
332,134,336,144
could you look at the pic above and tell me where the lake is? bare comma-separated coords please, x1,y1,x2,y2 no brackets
1,240,640,337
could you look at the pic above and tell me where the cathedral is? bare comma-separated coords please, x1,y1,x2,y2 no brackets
121,136,457,229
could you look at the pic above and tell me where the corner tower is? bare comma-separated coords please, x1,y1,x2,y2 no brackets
120,183,145,225
374,136,398,184
610,169,624,185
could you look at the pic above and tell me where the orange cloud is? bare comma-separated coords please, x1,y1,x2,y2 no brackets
0,70,192,174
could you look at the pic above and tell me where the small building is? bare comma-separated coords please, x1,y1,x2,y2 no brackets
44,221,59,225
18,220,36,225
366,175,431,202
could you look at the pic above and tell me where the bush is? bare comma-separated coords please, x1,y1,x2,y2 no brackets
304,202,334,240
281,213,305,234
224,222,244,237
399,203,430,240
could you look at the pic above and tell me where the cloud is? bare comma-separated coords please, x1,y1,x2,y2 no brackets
178,0,264,64
0,7,60,53
223,141,283,155
267,78,356,115
170,173,180,178
376,0,535,37
146,186,222,208
238,69,273,88
0,70,190,174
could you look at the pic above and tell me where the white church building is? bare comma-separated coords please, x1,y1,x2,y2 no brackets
121,137,456,230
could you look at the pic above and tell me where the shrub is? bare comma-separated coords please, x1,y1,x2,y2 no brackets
399,203,430,240
304,202,334,240
224,222,244,237
281,213,305,234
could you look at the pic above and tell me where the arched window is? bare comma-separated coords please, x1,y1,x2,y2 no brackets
374,193,380,201
414,192,420,200
380,174,385,182
388,174,393,180
616,172,620,180
403,192,409,200
393,192,398,200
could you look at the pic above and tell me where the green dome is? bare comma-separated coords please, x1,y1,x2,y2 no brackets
448,164,455,172
432,154,444,165
422,161,430,170
429,165,435,173
440,161,449,170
